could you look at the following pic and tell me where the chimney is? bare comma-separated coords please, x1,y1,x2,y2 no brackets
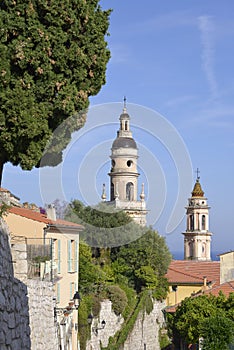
203,276,207,290
46,204,56,221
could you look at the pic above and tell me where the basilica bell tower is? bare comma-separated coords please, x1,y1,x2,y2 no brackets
103,99,147,226
182,171,213,261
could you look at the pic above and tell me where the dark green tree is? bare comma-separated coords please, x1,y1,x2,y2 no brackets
111,229,171,294
65,200,144,248
200,312,234,350
168,293,234,349
78,240,106,293
0,0,111,184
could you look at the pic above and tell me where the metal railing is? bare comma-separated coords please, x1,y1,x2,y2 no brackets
26,238,54,281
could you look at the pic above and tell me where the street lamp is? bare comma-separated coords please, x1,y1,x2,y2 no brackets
77,314,106,335
92,319,106,335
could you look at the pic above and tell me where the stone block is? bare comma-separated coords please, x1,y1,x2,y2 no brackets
8,312,16,329
0,330,5,344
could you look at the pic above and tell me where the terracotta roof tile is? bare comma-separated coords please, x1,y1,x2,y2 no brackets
203,281,234,297
167,260,220,286
166,266,204,284
9,206,82,229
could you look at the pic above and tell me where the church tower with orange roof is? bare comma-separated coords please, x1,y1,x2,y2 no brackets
182,170,213,261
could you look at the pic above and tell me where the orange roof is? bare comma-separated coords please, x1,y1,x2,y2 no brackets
166,266,205,284
167,260,220,287
9,206,82,229
0,187,10,192
203,280,234,297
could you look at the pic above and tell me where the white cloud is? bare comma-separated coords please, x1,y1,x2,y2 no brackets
198,16,218,99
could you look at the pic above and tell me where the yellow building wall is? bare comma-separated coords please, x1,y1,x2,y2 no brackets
4,213,79,308
5,213,45,240
166,285,202,306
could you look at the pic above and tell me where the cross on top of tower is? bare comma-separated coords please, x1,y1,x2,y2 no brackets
195,168,200,181
123,96,127,113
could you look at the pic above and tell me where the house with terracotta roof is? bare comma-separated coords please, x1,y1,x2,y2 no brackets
5,204,83,305
3,195,83,350
165,260,220,309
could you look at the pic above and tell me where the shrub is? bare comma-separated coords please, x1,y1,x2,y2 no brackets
107,285,128,316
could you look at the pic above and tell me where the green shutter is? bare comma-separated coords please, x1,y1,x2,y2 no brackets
70,282,73,300
75,240,79,272
58,240,61,274
68,240,72,272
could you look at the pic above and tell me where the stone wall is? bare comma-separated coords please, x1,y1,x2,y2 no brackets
123,301,165,350
85,299,165,350
0,220,58,350
86,299,124,349
27,280,58,350
0,219,31,350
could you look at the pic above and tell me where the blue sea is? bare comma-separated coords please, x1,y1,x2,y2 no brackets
171,251,221,261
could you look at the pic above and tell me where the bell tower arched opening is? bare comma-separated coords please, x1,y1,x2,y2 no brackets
126,182,134,201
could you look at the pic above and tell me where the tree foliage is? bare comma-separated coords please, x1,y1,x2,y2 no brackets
0,0,111,184
200,312,234,350
65,200,144,247
111,229,171,294
168,292,234,348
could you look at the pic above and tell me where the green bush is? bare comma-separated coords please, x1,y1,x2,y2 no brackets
107,285,128,316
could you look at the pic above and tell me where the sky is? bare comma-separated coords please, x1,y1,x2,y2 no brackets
2,0,234,255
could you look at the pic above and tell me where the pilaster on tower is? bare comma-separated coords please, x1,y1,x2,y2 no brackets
182,172,213,261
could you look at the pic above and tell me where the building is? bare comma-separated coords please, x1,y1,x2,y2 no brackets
2,195,83,350
104,99,147,226
182,174,212,261
166,176,234,310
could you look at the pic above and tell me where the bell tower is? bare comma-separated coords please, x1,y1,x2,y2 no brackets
107,98,147,226
182,170,212,261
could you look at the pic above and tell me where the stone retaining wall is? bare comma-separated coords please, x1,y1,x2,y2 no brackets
0,220,58,350
0,219,31,350
85,299,165,350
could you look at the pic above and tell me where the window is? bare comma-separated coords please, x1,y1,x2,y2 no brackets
68,240,72,272
57,239,61,274
111,182,114,201
202,243,206,257
189,215,194,231
68,240,79,272
70,282,78,300
126,182,134,201
202,215,206,230
189,242,193,257
75,240,78,272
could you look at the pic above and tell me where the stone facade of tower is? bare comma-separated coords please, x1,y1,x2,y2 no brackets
182,177,213,261
106,104,147,226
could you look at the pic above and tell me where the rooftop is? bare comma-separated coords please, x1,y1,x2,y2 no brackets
9,206,83,229
167,260,220,287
